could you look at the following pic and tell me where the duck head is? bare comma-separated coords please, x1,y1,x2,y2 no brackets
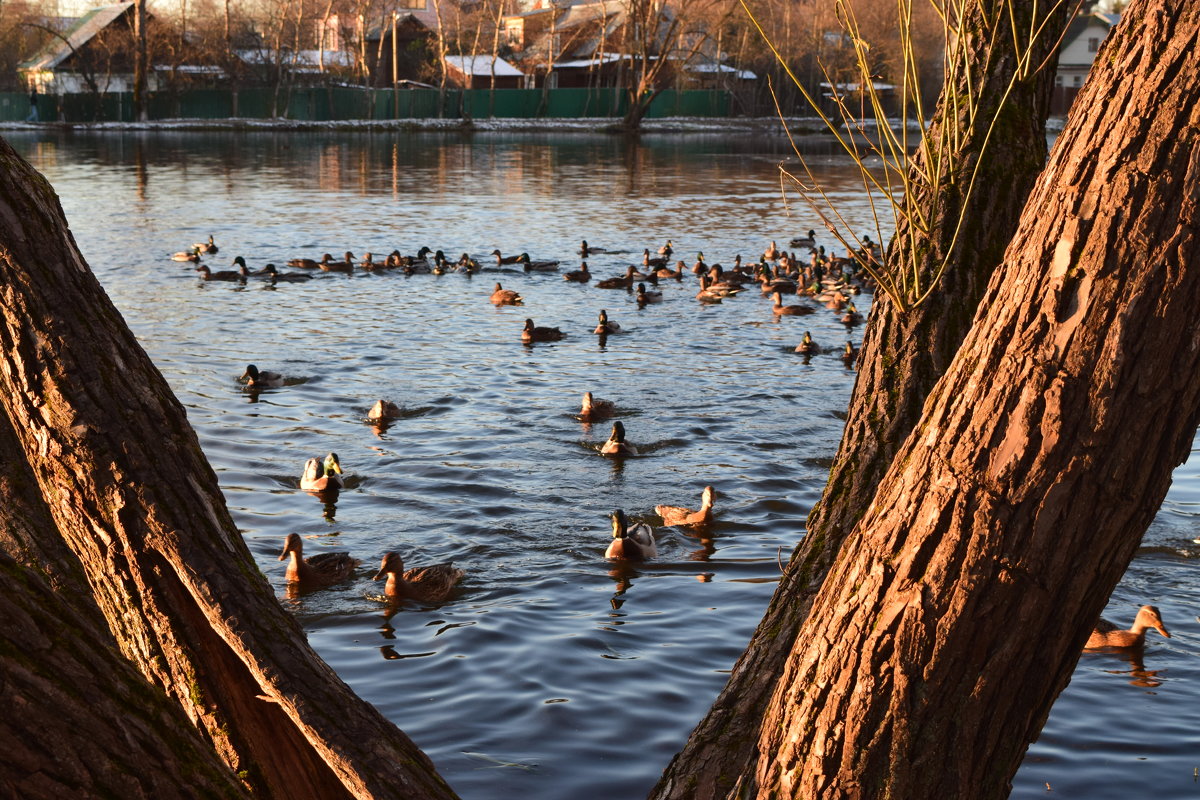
417,246,432,259
241,364,262,383
373,551,404,580
598,309,609,324
232,255,247,269
278,532,303,560
323,453,343,477
611,509,630,540
1136,605,1171,638
609,420,626,443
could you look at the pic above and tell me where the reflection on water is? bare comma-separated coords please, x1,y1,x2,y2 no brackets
5,129,1197,800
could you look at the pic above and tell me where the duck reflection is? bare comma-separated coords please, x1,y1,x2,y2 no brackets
1101,652,1165,689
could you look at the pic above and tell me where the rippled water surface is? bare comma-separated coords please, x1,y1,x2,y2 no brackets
7,129,1197,799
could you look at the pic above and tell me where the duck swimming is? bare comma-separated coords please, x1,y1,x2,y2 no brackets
172,247,201,262
240,364,285,388
601,420,637,456
605,510,657,560
491,283,524,305
320,251,355,273
564,262,591,283
278,533,358,588
656,485,716,527
578,391,615,422
518,253,560,272
842,341,858,366
522,318,565,343
594,309,621,334
196,264,246,282
368,399,403,420
795,331,819,355
771,291,811,316
373,551,465,602
1085,605,1171,649
193,235,219,255
260,263,312,282
491,249,523,265
300,453,344,492
636,283,663,305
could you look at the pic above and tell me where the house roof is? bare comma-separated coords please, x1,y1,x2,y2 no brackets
691,63,756,80
18,2,134,72
444,55,524,77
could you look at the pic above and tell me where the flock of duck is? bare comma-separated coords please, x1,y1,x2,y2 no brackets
217,236,1167,652
175,232,876,360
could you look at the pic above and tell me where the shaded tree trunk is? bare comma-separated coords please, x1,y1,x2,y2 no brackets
0,138,458,799
651,2,1073,795
757,3,1200,793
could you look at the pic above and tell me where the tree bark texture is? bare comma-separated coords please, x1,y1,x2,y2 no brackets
651,3,1073,796
0,137,458,799
758,2,1200,796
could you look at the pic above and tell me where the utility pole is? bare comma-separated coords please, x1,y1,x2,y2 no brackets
133,0,147,120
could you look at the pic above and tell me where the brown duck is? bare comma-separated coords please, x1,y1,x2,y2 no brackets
278,533,359,588
1085,605,1171,648
373,551,464,602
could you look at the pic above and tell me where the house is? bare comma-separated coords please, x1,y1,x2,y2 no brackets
1053,10,1119,113
443,55,525,89
18,3,149,94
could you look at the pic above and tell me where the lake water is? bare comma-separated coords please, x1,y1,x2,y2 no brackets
5,128,1197,799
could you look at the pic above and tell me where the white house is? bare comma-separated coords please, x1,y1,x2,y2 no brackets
1056,10,1119,93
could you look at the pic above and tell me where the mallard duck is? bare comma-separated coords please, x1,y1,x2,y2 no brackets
841,302,863,326
1086,605,1171,649
278,533,359,587
491,283,523,305
491,249,523,265
642,248,667,269
600,420,637,456
299,453,344,492
841,341,858,366
695,276,725,304
656,261,685,280
457,253,480,273
564,262,591,283
636,283,663,305
771,291,811,316
287,255,321,269
595,266,636,290
358,252,387,270
522,318,564,343
320,251,354,273
518,253,560,272
197,264,246,282
656,485,716,527
193,235,219,255
240,364,285,387
763,240,782,262
657,239,674,257
261,263,312,282
795,331,820,355
578,391,615,422
368,399,403,420
699,275,739,298
790,229,818,250
579,240,606,257
594,309,620,334
172,247,201,262
373,551,464,602
605,510,657,560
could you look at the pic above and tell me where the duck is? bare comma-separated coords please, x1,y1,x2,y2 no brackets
491,249,523,266
358,252,387,270
578,391,615,422
320,251,355,273
771,291,811,316
790,229,818,250
657,239,675,258
595,266,636,290
594,309,620,334
763,240,782,262
299,452,344,492
656,485,716,527
172,247,201,262
642,248,668,270
373,551,464,602
636,283,663,305
287,255,322,269
1085,605,1171,649
841,301,863,326
795,331,820,355
240,364,285,388
841,341,858,366
699,275,739,298
490,282,523,305
518,253,560,272
197,264,246,282
522,318,565,343
457,253,480,273
260,263,312,282
604,510,657,560
695,276,725,304
579,240,606,257
600,420,637,456
656,261,685,280
563,262,591,283
278,533,359,588
193,235,219,255
368,399,403,420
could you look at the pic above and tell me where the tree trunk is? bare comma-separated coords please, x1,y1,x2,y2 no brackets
0,139,458,799
758,2,1200,795
651,3,1072,796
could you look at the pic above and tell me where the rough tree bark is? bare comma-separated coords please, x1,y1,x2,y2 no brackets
651,2,1073,796
756,2,1200,795
0,138,458,799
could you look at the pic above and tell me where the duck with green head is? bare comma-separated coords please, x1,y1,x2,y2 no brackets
300,453,344,492
605,510,657,560
600,420,637,456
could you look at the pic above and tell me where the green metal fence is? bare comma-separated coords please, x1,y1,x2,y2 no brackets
0,86,733,123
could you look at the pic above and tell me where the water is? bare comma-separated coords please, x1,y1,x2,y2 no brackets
5,129,1197,799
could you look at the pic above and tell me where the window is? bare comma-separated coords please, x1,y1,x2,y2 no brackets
1073,75,1082,87
1087,36,1100,52
1055,75,1062,86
